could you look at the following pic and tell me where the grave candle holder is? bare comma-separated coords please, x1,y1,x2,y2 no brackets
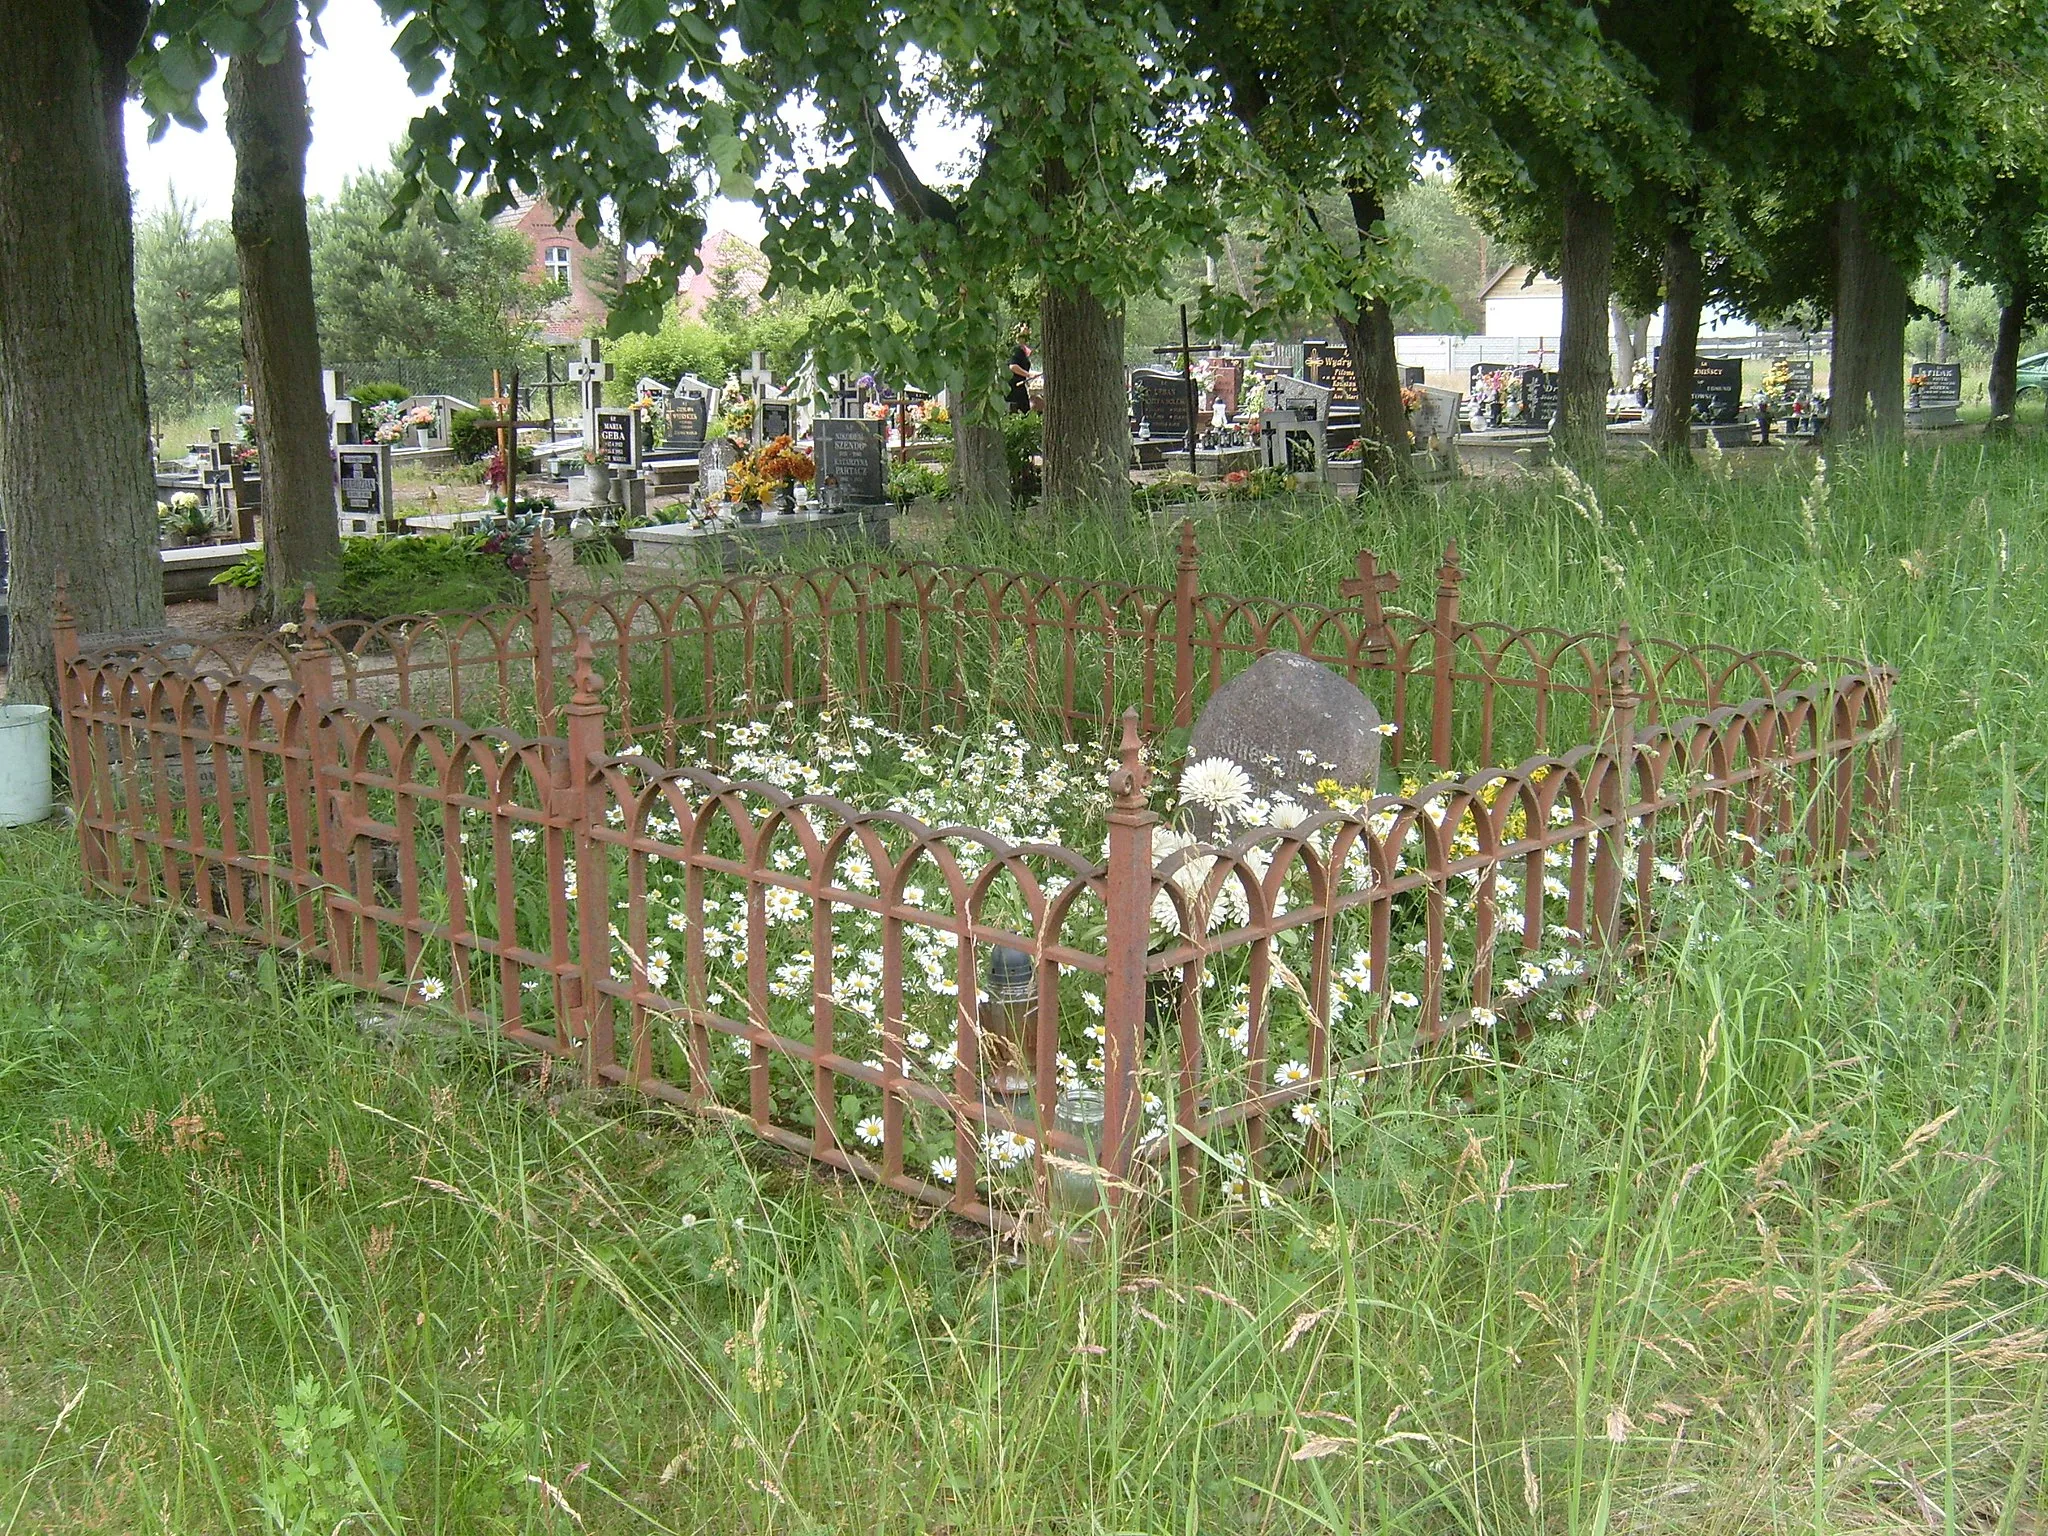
980,945,1037,1118
1050,1087,1105,1215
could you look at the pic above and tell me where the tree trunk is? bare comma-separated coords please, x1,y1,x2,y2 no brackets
949,372,1009,508
1986,280,2029,435
1038,284,1129,512
1651,223,1705,462
1609,302,1650,385
1337,185,1411,485
1556,182,1615,471
0,0,160,708
226,18,341,604
1829,198,1909,443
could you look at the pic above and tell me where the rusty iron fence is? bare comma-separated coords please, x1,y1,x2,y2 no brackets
53,530,1898,1230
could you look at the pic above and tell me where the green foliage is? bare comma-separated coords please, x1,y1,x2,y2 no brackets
210,548,264,589
885,460,949,505
1001,409,1043,502
210,536,524,620
349,380,409,409
134,192,241,417
447,407,497,463
310,164,549,366
604,317,740,402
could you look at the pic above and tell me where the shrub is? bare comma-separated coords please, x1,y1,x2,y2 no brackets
606,319,743,404
886,461,951,505
210,537,525,622
449,407,497,462
1001,409,1042,502
351,380,409,409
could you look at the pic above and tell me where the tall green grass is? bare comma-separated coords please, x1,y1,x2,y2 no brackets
4,437,2047,1532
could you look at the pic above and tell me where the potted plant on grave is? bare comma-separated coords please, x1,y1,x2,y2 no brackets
163,491,215,547
580,447,612,504
1908,372,1929,411
1325,436,1365,493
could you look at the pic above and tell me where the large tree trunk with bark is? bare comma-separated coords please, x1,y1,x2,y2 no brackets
1336,186,1411,485
1986,280,2030,435
1828,198,1909,442
226,18,341,604
0,0,160,708
1651,223,1705,463
949,370,1009,509
1038,284,1128,512
1556,182,1615,471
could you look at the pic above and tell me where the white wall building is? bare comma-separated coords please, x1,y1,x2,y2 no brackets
1478,263,1760,344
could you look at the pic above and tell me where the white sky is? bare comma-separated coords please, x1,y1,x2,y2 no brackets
125,0,768,240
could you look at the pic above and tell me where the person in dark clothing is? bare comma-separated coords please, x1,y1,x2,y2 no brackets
1007,337,1033,413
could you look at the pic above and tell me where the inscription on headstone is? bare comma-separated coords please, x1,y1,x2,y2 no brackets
664,394,708,453
1301,342,1359,406
1690,357,1743,424
1182,651,1384,838
814,418,886,505
595,407,639,468
759,400,794,442
335,444,393,535
1782,359,1815,396
1914,361,1962,407
1131,368,1192,442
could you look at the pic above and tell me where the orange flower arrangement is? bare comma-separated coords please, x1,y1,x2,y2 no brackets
757,434,816,485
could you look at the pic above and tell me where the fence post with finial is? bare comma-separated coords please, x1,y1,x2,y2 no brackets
1430,542,1464,769
564,632,615,1086
527,532,556,734
1592,625,1640,948
1101,708,1156,1207
1171,520,1200,730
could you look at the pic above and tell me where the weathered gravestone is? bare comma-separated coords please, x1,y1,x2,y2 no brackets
1182,651,1383,839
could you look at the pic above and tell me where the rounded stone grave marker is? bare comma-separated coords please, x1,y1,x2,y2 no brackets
1181,651,1383,839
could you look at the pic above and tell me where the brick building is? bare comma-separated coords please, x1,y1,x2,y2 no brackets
492,195,617,344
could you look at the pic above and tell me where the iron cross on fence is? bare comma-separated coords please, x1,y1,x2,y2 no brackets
1339,549,1400,652
479,369,552,514
1150,302,1226,462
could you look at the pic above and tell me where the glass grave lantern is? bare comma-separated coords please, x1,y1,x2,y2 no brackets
980,945,1038,1119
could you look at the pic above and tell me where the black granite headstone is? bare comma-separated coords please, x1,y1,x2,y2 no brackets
1690,357,1743,424
664,395,707,453
815,417,885,504
1302,342,1360,406
1131,368,1192,442
1915,362,1962,407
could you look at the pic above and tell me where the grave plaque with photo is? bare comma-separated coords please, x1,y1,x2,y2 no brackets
595,407,639,468
1301,342,1359,406
664,394,708,453
1131,368,1192,441
1782,359,1815,396
815,418,886,505
1690,357,1743,424
759,401,794,442
335,444,393,534
1915,362,1962,407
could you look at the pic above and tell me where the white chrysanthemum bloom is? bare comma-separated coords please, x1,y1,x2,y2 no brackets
1655,859,1686,883
1471,1006,1498,1028
512,825,538,846
1269,799,1310,830
1391,989,1421,1009
415,976,446,1003
929,1155,958,1185
1290,1101,1322,1128
1179,756,1254,821
853,1116,885,1147
1274,1060,1311,1085
763,886,804,924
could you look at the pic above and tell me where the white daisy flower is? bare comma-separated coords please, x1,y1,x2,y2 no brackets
415,976,446,1003
929,1155,958,1185
1274,1059,1311,1085
853,1116,885,1147
1391,990,1420,1009
1374,721,1400,736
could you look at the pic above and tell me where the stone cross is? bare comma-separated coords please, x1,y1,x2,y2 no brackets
740,351,775,447
568,338,613,448
323,368,356,448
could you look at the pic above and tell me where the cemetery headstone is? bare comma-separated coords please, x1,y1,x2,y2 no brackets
594,407,640,469
335,443,394,536
1782,359,1815,396
1689,357,1743,425
1212,357,1244,418
1402,365,1426,388
1914,361,1962,407
1527,370,1561,428
1182,651,1384,839
1301,342,1359,407
814,417,886,506
1408,387,1462,480
1131,368,1193,443
1259,376,1331,472
759,400,794,442
663,394,708,453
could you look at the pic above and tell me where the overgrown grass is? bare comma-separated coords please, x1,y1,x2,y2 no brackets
5,437,2048,1532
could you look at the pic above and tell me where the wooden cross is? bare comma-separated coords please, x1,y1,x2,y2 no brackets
478,369,551,515
1340,549,1400,646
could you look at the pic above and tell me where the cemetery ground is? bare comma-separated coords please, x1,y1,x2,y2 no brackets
7,441,2048,1533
